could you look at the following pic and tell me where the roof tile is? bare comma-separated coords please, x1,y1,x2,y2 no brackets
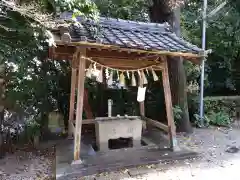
59,12,202,54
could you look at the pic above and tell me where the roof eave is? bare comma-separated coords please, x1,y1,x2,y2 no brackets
53,40,203,62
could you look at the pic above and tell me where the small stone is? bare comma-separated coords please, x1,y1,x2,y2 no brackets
225,146,239,153
128,167,156,177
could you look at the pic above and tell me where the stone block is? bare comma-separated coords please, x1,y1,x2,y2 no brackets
128,167,156,177
94,172,130,180
95,118,142,151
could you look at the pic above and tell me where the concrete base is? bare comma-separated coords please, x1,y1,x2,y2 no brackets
56,163,70,179
171,137,181,152
56,139,96,179
71,159,83,165
95,118,143,151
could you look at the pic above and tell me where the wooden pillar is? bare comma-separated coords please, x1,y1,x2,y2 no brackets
68,55,78,137
139,74,146,131
139,76,145,116
162,57,179,151
73,48,86,161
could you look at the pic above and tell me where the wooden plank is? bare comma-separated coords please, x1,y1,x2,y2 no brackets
52,46,146,60
139,76,145,117
49,45,201,65
161,57,179,151
83,89,94,119
54,40,203,59
68,54,78,137
74,48,86,161
141,116,168,132
82,119,95,124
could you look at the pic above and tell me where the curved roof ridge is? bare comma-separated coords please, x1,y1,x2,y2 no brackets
59,12,170,33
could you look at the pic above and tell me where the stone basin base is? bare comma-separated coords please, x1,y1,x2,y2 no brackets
95,118,142,151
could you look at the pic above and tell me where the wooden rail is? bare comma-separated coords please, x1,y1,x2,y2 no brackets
204,96,240,101
141,116,168,132
70,116,168,140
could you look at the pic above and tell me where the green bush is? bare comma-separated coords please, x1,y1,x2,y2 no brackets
194,113,210,127
173,105,183,125
208,111,231,126
191,96,238,127
24,118,41,143
194,111,230,127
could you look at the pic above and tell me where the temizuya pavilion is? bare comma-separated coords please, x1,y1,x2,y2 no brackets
49,13,203,162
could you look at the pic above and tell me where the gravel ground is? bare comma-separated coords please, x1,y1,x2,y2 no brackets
1,127,240,180
84,126,240,180
0,144,55,180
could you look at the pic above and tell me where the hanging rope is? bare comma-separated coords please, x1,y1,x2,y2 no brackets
80,55,161,72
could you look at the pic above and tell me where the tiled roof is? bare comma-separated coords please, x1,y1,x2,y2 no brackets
59,12,202,55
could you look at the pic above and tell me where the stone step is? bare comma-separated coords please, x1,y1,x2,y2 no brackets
57,147,198,180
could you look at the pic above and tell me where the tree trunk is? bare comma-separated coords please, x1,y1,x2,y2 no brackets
0,108,4,158
149,1,192,133
0,58,5,158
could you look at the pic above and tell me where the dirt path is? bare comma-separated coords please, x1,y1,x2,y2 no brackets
87,127,240,180
1,127,240,179
0,144,55,180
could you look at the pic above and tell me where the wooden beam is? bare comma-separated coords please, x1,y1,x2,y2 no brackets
52,46,148,60
82,119,95,124
83,89,94,119
162,57,179,151
138,74,146,131
88,49,159,60
73,48,86,161
95,58,161,68
68,57,77,137
141,116,168,132
54,41,203,59
49,45,201,65
139,76,145,117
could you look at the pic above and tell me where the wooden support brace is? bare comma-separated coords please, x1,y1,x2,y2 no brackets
161,57,180,151
73,48,86,161
68,56,78,137
141,116,168,132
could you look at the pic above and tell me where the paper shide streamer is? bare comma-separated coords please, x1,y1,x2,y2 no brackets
83,56,160,86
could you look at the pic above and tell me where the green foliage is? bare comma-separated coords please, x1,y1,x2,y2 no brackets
22,117,41,144
53,0,99,20
194,113,210,127
204,97,236,116
173,105,183,125
2,0,99,119
182,0,240,95
208,111,231,126
192,96,236,127
2,0,240,133
95,0,148,21
25,118,41,136
194,110,230,127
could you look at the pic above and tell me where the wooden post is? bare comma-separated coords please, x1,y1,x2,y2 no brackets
162,57,180,151
68,55,78,137
139,75,146,131
139,76,145,116
73,48,86,161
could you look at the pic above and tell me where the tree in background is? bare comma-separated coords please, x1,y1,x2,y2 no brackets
182,0,240,95
2,0,240,135
149,0,192,133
